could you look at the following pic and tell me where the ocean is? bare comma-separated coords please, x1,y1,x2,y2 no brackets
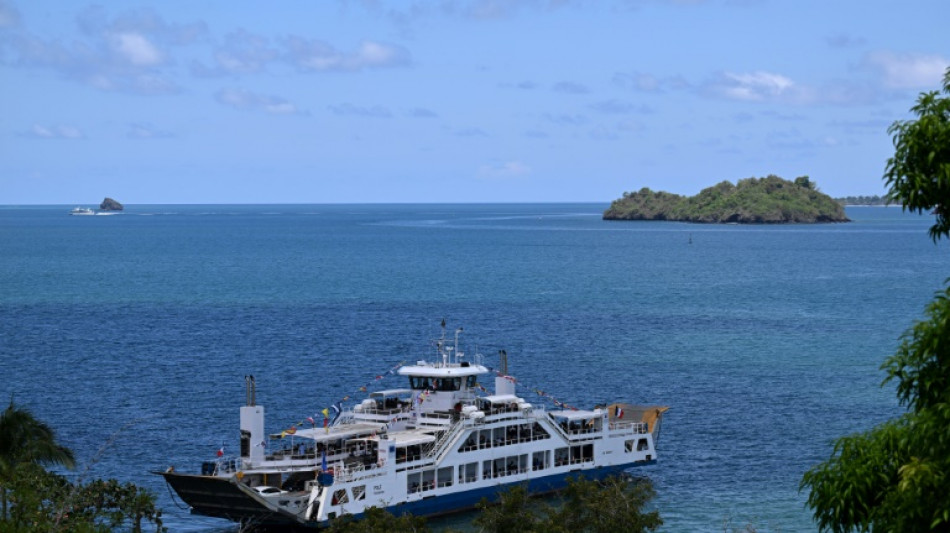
1,204,946,532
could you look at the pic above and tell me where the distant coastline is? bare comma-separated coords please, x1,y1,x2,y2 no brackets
834,195,890,206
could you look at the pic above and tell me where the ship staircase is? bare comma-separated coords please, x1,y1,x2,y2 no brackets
424,418,467,463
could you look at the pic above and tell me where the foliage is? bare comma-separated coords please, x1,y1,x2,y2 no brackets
323,506,430,533
801,67,950,533
0,401,163,532
472,484,540,533
0,399,76,480
473,476,661,533
603,175,848,223
884,67,950,241
0,399,76,522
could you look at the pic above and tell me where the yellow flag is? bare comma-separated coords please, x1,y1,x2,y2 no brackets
322,408,329,417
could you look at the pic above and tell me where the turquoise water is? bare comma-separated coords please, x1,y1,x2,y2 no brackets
1,204,946,531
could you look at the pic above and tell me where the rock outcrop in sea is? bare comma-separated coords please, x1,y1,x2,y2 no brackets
99,197,124,211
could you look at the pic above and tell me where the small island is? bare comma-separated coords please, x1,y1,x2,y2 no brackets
603,175,849,223
99,197,124,211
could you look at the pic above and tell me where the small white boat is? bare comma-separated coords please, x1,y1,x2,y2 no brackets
69,207,95,215
160,322,668,529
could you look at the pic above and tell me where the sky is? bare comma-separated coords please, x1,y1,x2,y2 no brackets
2,0,948,204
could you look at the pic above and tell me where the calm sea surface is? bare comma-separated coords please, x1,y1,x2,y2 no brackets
1,204,947,532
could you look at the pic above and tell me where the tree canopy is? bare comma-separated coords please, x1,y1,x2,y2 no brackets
884,67,950,241
0,401,163,532
603,175,848,223
800,66,950,532
473,476,661,533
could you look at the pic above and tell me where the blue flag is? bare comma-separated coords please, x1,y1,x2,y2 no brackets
330,401,343,424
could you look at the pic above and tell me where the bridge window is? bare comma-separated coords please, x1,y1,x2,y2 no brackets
409,376,431,390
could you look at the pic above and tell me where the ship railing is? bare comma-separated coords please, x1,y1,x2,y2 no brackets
207,456,243,475
416,411,455,427
608,420,648,434
335,411,356,425
425,418,466,461
330,460,387,483
355,405,409,416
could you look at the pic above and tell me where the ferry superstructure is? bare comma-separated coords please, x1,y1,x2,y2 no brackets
160,324,667,529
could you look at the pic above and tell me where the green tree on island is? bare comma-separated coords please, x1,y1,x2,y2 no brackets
801,66,950,531
0,399,164,532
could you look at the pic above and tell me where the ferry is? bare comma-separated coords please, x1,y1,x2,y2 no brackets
70,207,95,215
159,323,667,529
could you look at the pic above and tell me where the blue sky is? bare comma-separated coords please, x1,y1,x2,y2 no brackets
2,0,948,204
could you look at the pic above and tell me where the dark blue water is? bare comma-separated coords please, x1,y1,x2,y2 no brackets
1,204,946,532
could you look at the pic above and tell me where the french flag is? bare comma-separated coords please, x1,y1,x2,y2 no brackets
216,446,224,457
614,406,624,418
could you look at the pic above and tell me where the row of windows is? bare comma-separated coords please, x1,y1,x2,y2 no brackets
458,423,550,452
407,466,454,493
330,485,366,506
409,444,595,494
408,376,478,391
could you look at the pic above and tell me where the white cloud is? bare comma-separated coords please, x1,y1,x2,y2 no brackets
29,124,83,139
478,160,531,179
215,89,304,115
4,6,191,95
126,122,173,139
193,30,278,77
865,51,949,90
111,32,163,66
284,38,410,72
719,71,793,101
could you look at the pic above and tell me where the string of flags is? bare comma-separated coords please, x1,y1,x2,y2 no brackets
270,357,585,443
484,366,581,411
278,360,406,438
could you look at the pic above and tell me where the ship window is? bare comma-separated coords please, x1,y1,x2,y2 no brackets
482,460,494,480
409,376,431,390
420,469,436,491
437,466,453,488
459,462,478,484
459,432,477,452
432,377,461,391
532,451,548,471
531,423,550,441
352,485,366,501
331,489,348,505
554,447,569,467
466,375,477,388
568,444,594,464
625,440,635,453
637,438,649,451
